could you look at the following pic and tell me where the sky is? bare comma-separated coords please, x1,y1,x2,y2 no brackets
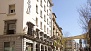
52,0,87,37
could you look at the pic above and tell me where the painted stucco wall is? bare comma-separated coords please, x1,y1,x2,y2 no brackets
0,0,52,37
0,0,23,35
23,0,52,36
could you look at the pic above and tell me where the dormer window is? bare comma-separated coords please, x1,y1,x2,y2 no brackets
9,4,15,14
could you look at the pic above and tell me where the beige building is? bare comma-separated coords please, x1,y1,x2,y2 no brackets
65,40,77,51
75,43,80,51
51,13,63,51
0,0,54,51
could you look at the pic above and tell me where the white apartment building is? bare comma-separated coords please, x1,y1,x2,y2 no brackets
0,0,53,51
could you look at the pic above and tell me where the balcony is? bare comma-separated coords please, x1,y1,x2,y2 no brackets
44,34,47,39
27,22,35,35
40,31,44,38
49,40,53,46
35,29,40,40
46,36,52,45
39,31,44,43
51,35,58,40
43,34,47,43
24,34,34,40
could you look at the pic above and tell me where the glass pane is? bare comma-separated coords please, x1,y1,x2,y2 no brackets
4,42,10,47
4,42,15,51
9,23,15,30
11,41,15,51
28,46,31,51
4,42,10,51
4,47,10,51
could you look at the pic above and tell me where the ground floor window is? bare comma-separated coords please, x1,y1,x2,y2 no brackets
4,41,15,51
48,47,51,51
36,44,40,51
45,46,47,51
41,45,44,51
26,43,33,51
4,20,16,34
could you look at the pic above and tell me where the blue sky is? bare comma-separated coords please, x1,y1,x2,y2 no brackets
52,0,87,37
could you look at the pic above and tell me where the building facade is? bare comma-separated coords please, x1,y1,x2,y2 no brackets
65,40,76,51
88,19,91,47
51,13,63,51
0,0,54,51
75,43,80,51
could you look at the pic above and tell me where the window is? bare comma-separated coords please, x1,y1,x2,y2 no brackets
40,11,42,18
26,43,33,51
49,13,51,19
36,5,38,14
4,41,15,51
36,29,39,38
4,20,16,34
44,5,46,12
50,30,51,35
47,10,48,15
36,44,40,51
44,25,46,32
40,0,42,7
40,22,42,29
9,4,15,14
49,21,51,27
47,1,48,6
36,18,38,26
47,1,50,7
48,47,51,51
41,45,44,51
47,28,48,34
44,0,46,2
44,15,46,22
45,46,47,51
47,19,48,24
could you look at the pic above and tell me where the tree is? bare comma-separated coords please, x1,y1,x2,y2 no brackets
78,0,91,33
78,0,91,47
